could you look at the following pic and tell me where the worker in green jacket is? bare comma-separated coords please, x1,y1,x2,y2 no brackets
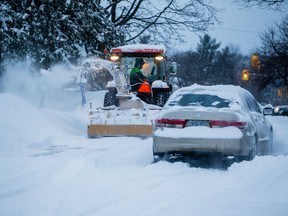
130,58,148,91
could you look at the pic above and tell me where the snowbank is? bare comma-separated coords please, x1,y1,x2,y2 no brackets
1,63,288,216
0,93,65,149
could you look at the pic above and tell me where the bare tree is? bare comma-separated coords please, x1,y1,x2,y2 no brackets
232,0,288,10
100,0,218,44
254,15,288,93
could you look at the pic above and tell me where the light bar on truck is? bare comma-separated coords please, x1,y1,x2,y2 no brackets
155,55,164,61
110,45,166,54
110,54,119,61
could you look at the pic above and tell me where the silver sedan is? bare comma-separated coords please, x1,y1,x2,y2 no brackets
153,84,274,162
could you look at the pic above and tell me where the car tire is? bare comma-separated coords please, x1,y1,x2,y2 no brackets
247,136,257,161
137,93,152,104
153,153,165,163
154,92,170,107
266,130,273,155
104,89,118,107
238,136,257,162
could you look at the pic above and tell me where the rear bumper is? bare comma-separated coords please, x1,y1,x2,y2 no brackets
153,127,254,156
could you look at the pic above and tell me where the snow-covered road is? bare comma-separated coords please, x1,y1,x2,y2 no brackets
1,89,288,216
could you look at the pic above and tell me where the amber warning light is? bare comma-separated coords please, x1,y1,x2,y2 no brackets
242,69,249,81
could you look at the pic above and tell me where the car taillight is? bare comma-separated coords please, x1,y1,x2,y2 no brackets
155,119,186,128
209,120,247,129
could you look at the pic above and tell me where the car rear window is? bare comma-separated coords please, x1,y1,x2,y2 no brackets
170,94,231,108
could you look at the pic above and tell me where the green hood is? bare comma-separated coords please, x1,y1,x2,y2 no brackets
130,67,141,75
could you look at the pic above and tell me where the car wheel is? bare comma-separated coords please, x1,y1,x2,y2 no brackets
267,130,273,155
247,136,257,161
104,89,118,107
137,93,152,104
238,136,257,162
153,153,165,163
154,92,170,107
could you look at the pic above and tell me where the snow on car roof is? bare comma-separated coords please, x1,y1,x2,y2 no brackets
110,44,166,54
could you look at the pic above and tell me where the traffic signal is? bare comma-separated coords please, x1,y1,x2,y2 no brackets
251,53,260,69
242,69,249,81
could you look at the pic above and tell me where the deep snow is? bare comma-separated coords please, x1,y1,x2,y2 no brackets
1,65,288,216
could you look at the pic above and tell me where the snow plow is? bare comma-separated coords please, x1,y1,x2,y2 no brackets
87,44,176,137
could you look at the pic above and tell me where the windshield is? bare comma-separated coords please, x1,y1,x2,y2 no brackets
121,57,157,77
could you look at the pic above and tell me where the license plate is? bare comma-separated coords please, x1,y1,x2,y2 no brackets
186,120,209,127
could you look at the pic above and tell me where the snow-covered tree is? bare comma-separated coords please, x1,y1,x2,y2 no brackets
172,34,244,86
1,0,123,70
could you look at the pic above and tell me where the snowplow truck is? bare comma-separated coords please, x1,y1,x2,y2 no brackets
87,44,176,137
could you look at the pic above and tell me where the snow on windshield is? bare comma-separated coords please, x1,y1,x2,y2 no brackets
165,84,243,111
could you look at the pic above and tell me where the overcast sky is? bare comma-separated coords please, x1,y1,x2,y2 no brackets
177,0,287,55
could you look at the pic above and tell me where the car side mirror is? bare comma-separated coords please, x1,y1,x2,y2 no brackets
170,62,177,75
263,104,273,116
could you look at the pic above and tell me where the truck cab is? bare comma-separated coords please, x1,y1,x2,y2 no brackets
106,44,174,107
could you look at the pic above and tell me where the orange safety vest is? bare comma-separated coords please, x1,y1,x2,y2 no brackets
137,80,151,93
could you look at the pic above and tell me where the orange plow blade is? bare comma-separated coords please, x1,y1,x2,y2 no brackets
87,124,153,137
